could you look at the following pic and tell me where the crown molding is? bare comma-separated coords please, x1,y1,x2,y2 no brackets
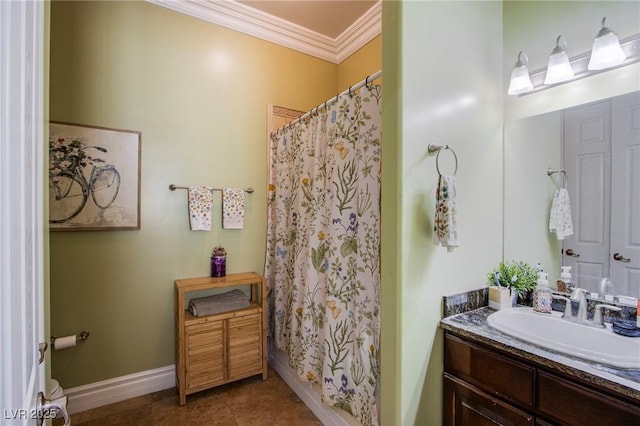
336,1,382,63
147,0,381,64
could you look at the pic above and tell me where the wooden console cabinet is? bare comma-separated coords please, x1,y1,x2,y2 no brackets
175,273,267,405
443,332,640,425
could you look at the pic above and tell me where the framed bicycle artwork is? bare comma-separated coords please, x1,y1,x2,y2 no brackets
49,122,141,231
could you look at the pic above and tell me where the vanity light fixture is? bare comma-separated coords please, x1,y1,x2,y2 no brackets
588,17,626,70
544,35,574,84
508,23,640,96
507,51,534,95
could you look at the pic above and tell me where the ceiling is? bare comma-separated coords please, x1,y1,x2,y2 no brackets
148,0,381,63
237,0,378,39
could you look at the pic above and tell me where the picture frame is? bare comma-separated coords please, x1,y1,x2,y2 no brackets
49,121,141,231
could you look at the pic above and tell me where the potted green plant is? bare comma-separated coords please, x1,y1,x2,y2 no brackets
487,260,538,306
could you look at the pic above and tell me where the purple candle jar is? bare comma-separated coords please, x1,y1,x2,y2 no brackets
211,256,226,277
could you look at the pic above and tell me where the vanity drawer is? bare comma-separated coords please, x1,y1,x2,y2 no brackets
444,374,534,426
537,371,640,425
445,333,534,408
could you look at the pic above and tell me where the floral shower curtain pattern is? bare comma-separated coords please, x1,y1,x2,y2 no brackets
265,85,382,426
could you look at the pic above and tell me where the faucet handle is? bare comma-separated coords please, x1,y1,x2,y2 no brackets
593,304,622,326
552,294,572,318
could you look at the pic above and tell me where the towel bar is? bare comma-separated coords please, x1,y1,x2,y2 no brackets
169,184,254,193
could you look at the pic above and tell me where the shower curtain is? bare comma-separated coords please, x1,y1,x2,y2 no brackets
265,84,382,426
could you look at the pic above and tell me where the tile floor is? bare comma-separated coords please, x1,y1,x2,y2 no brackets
55,367,322,425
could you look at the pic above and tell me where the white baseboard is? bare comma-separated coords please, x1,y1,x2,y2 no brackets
63,355,359,424
62,365,176,414
269,349,359,426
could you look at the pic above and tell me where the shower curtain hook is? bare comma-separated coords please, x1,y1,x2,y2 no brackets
365,75,370,88
324,100,328,110
335,93,339,102
349,86,353,97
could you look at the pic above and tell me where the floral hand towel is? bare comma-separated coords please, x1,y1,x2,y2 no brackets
188,186,214,231
222,188,245,229
433,175,459,252
549,188,573,240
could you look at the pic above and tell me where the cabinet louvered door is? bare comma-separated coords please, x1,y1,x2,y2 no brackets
186,321,225,390
227,313,262,381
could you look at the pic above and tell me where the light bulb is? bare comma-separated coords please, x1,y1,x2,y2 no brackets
588,17,626,70
544,36,574,84
508,51,533,95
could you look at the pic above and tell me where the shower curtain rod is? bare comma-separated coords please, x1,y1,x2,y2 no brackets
273,70,382,135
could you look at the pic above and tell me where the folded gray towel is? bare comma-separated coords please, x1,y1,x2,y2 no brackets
188,289,250,317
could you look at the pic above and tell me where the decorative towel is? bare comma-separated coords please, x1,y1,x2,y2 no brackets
222,187,245,229
549,188,573,240
188,186,214,231
188,289,251,317
433,175,459,252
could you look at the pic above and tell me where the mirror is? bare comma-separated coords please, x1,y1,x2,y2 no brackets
505,91,640,299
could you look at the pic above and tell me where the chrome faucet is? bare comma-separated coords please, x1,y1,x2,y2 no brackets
570,288,589,322
556,287,622,328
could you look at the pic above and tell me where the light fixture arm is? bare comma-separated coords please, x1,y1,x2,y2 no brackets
551,35,568,55
596,17,613,39
515,51,528,67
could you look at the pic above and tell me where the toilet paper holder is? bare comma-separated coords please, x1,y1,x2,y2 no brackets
51,330,90,349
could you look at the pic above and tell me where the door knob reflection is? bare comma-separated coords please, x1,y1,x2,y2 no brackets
564,248,580,257
613,253,631,263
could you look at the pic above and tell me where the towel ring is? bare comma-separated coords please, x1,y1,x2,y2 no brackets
428,144,458,176
547,168,568,189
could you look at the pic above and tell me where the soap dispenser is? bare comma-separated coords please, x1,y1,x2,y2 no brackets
533,271,552,314
558,266,572,293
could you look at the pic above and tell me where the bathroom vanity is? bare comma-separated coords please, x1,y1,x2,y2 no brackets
174,273,267,405
441,308,640,425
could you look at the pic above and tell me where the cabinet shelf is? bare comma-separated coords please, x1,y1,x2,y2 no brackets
183,303,262,325
175,273,267,405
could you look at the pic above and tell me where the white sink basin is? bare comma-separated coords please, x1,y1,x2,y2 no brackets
487,307,640,369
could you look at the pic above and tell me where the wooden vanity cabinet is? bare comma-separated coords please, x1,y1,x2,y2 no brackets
444,332,640,425
175,273,267,405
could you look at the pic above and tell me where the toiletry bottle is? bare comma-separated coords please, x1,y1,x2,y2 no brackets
533,272,552,314
559,266,572,293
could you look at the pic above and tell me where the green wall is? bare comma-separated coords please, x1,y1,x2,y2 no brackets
403,2,504,424
49,0,379,388
380,2,402,425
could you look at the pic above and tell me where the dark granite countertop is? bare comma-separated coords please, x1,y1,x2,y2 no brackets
440,307,640,403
